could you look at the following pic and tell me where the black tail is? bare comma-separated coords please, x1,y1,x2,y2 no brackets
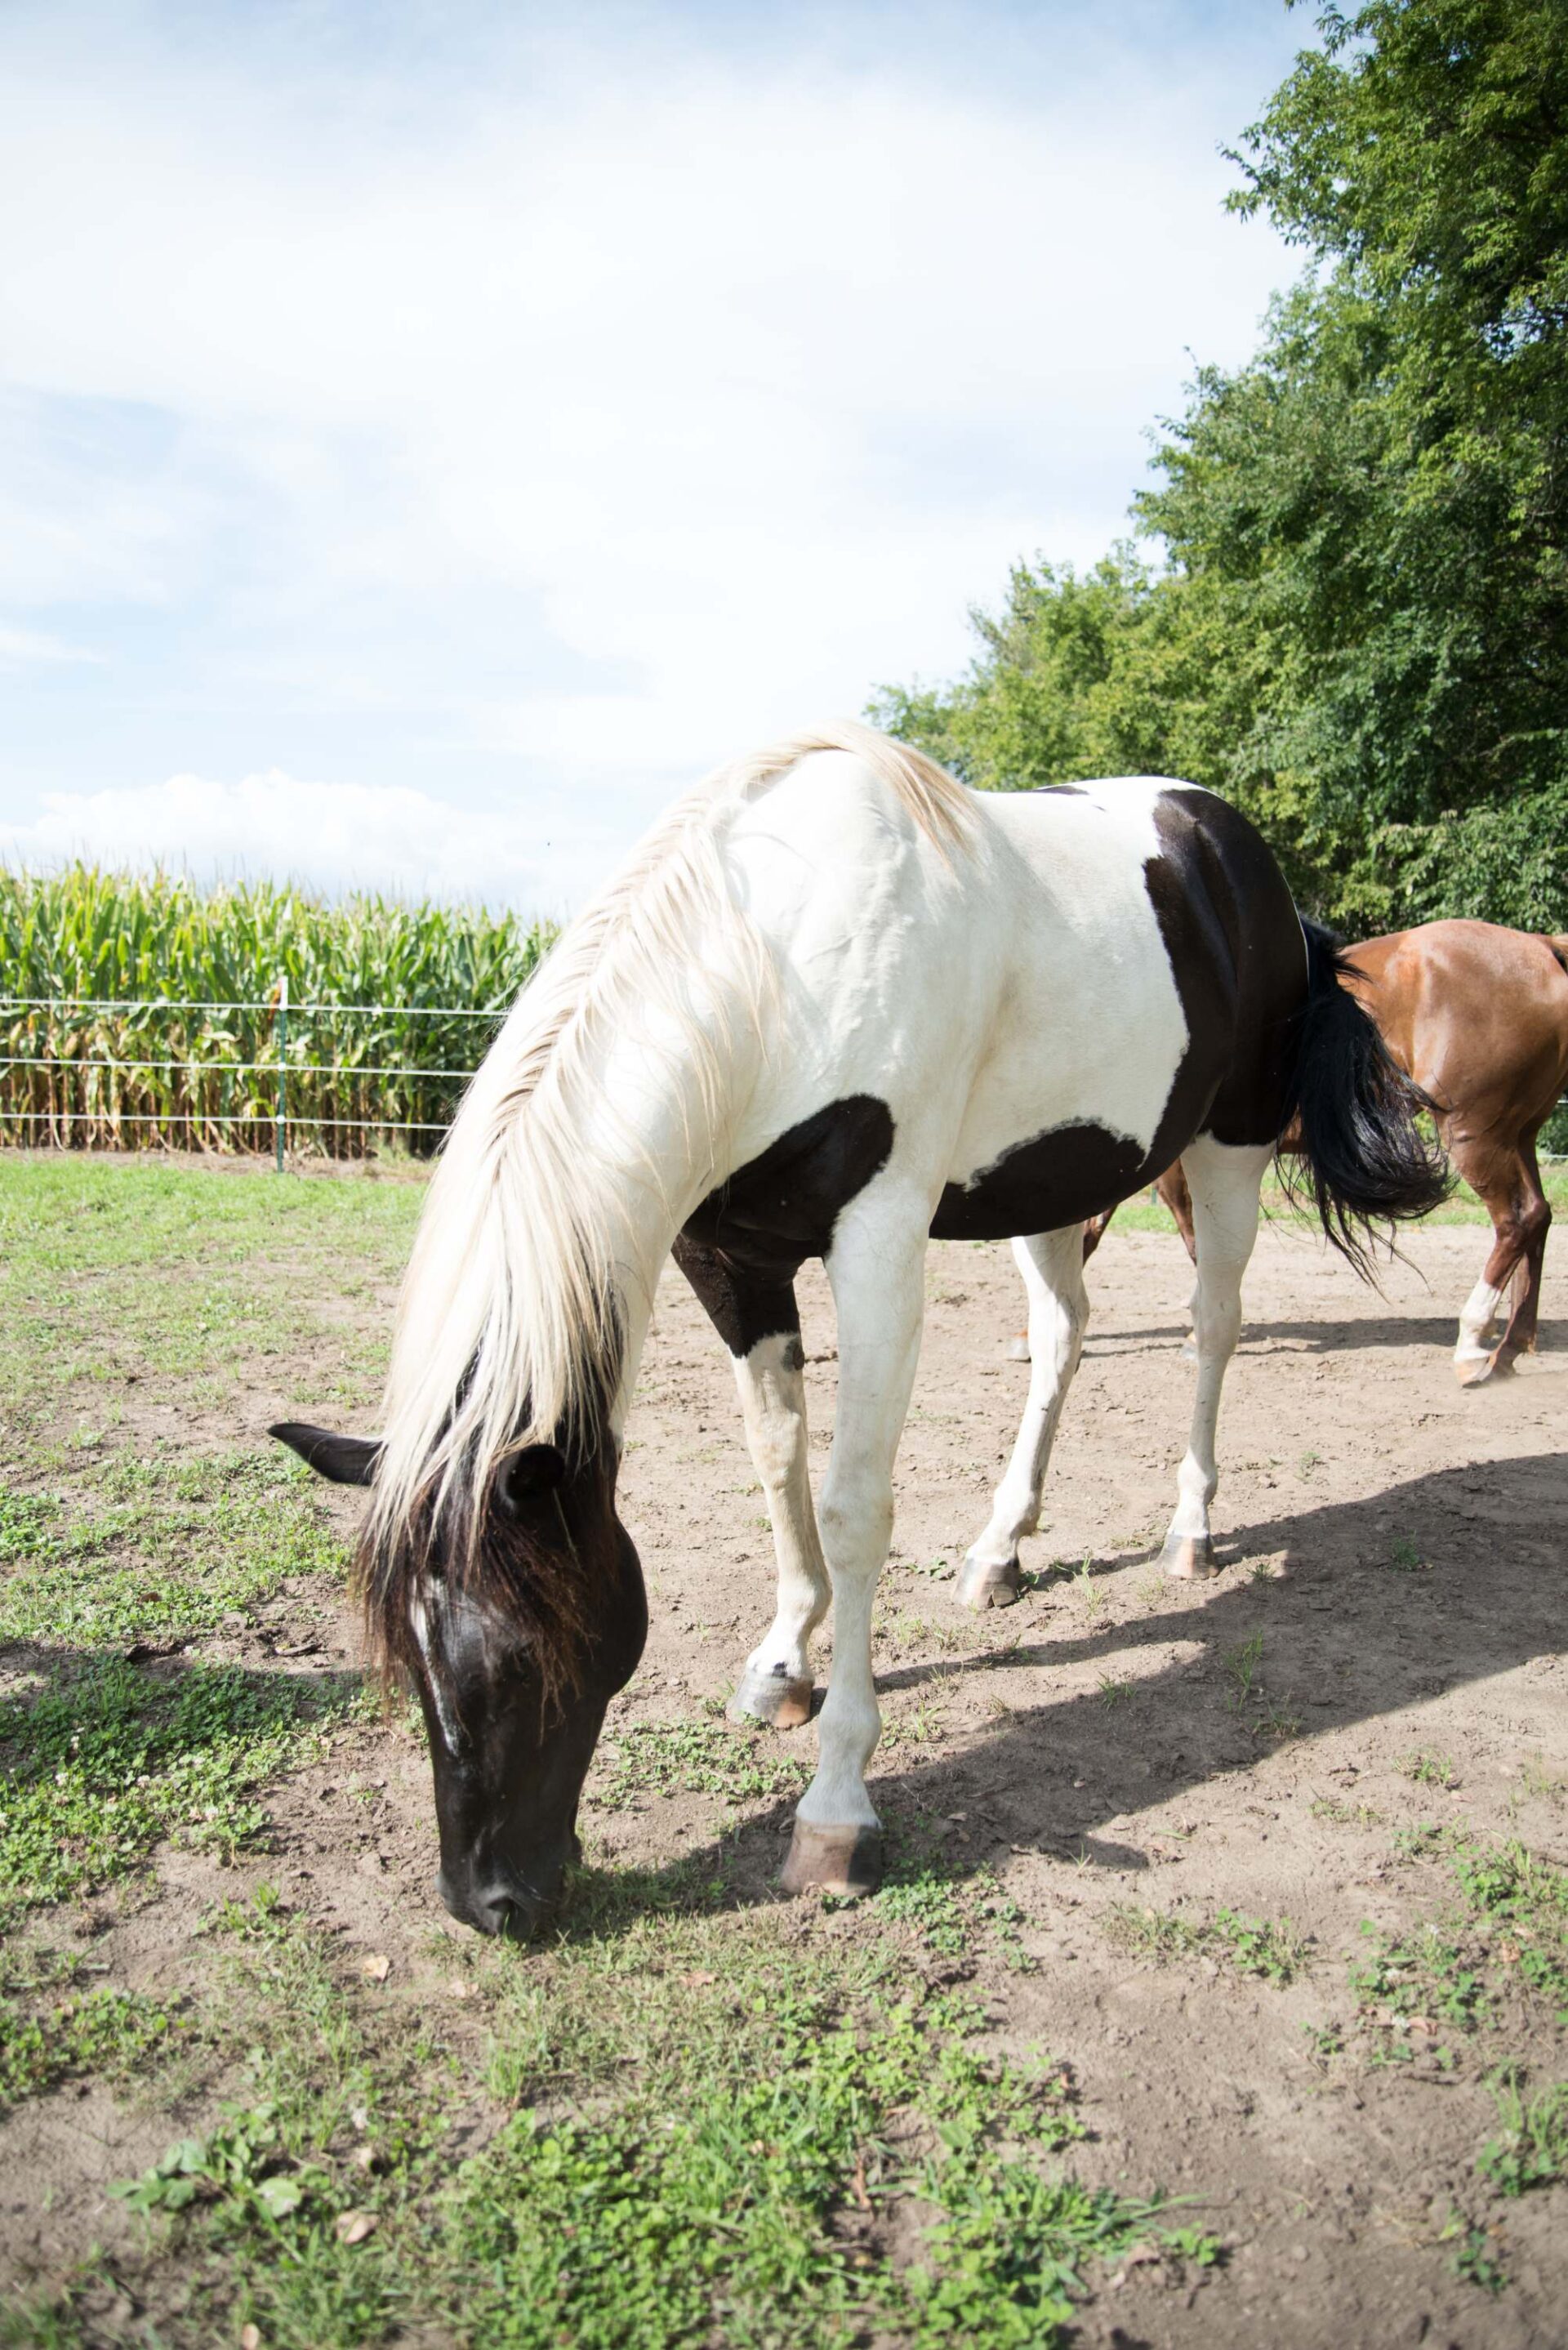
1281,919,1450,1278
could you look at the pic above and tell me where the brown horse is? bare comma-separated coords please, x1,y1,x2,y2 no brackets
1073,921,1568,1385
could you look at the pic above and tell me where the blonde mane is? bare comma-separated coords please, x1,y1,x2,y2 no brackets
363,721,970,1581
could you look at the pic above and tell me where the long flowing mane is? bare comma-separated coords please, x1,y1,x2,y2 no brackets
362,722,970,1590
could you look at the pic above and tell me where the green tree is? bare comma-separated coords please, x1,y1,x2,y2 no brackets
880,0,1568,934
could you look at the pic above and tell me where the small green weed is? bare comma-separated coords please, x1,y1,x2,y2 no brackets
1443,2214,1508,2295
1388,1536,1431,1574
1477,2073,1568,2196
1401,1750,1459,1790
1096,1674,1133,1709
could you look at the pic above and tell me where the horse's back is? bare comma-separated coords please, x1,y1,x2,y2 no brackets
1351,920,1568,1129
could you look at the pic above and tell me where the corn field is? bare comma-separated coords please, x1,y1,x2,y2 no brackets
0,866,557,1157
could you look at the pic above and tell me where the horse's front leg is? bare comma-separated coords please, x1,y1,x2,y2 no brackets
727,1328,829,1727
1157,1135,1271,1580
670,1239,827,1728
782,1195,927,1900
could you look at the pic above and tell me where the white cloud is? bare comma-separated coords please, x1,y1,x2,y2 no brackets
0,773,599,912
0,5,1298,899
0,623,101,668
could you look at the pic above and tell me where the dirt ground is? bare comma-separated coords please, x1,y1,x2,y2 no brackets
2,1193,1565,2347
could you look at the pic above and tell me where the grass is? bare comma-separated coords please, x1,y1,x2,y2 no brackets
83,1888,1204,2350
590,1717,808,1811
0,1655,365,1927
0,1452,342,1649
1107,1904,1310,1987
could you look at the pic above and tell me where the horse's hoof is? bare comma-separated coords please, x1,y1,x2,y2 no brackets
1159,1532,1218,1581
1455,1350,1515,1388
1008,1332,1031,1362
780,1820,883,1899
956,1551,1022,1611
728,1667,813,1729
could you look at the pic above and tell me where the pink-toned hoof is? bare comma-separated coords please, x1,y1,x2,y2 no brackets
1159,1532,1218,1581
956,1551,1022,1612
1455,1349,1514,1389
1008,1331,1031,1363
780,1820,883,1899
728,1668,813,1729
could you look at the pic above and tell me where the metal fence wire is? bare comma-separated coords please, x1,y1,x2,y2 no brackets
2,988,1564,1167
0,986,512,1163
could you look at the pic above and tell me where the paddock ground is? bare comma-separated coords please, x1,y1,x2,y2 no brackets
0,1154,1564,2348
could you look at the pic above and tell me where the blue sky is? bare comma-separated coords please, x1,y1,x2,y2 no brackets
0,1,1305,912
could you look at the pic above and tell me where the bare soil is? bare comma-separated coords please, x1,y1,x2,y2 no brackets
4,1211,1566,2346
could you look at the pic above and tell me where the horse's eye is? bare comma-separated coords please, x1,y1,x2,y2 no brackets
495,1444,568,1518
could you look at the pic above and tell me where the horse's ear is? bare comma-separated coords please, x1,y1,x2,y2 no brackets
270,1421,383,1487
495,1443,567,1517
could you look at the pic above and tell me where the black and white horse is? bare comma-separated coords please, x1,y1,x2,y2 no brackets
274,722,1444,1933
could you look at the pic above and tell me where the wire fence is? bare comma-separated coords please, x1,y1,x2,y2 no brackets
1,987,1564,1169
0,984,514,1163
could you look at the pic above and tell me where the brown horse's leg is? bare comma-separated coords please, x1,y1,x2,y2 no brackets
1450,1135,1549,1385
1486,1137,1552,1377
1159,1160,1198,1265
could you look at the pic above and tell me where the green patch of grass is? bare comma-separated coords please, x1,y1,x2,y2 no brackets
1477,2072,1568,2197
1096,1674,1133,1709
1312,1795,1383,1829
1216,1630,1298,1741
0,1155,421,1420
1443,2214,1508,2296
0,1657,365,1925
1450,1839,1568,2018
0,1985,180,2113
93,1886,1196,2350
1386,1535,1432,1576
0,1451,343,1649
1401,1750,1459,1790
1107,1905,1308,1987
590,1718,808,1812
1350,1921,1487,2041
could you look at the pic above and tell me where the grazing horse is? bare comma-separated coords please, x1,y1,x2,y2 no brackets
1083,921,1568,1385
270,723,1444,1934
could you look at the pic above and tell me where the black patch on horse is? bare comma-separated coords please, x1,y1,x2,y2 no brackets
929,787,1306,1241
676,1095,895,1356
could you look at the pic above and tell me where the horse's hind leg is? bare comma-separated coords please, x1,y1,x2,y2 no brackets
1157,1136,1272,1581
960,1228,1089,1610
1455,1134,1552,1385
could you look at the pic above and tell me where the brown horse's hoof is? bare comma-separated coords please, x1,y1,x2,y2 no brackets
1008,1331,1031,1362
1159,1532,1218,1581
956,1551,1023,1611
728,1668,813,1729
780,1820,883,1899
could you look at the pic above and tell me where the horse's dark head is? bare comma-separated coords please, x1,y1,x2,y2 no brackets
270,1416,646,1938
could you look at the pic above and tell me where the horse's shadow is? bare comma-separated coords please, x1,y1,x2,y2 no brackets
568,1450,1567,1932
1085,1316,1566,1358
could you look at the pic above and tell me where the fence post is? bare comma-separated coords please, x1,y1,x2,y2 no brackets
274,974,288,1172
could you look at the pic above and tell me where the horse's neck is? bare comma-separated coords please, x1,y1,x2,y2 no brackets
593,1019,762,1434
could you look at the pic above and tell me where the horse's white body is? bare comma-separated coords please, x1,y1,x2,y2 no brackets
719,757,1194,1193
384,726,1281,1886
